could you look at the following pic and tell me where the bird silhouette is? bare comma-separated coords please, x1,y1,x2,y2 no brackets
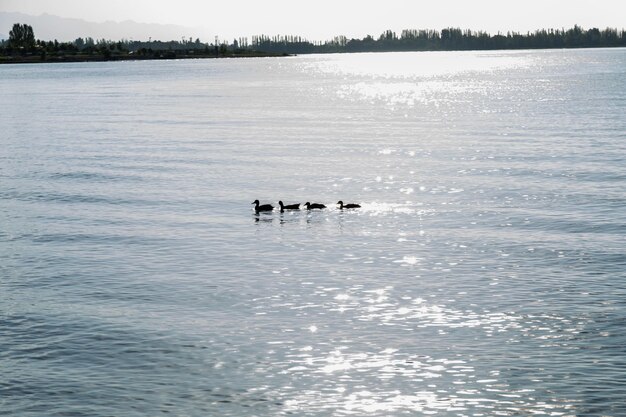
279,201,300,212
252,200,274,212
337,201,361,209
304,202,326,210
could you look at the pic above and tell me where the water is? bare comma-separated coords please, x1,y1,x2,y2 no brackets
1,48,625,416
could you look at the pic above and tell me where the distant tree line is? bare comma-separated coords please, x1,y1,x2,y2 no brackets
0,23,276,62
249,26,626,54
1,22,625,63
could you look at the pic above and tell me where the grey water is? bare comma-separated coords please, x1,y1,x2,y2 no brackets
1,48,625,416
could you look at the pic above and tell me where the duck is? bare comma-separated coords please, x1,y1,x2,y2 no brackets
252,200,274,213
304,202,326,210
278,201,300,212
337,200,361,209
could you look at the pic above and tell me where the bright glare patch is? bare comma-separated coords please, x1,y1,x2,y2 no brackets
394,256,421,265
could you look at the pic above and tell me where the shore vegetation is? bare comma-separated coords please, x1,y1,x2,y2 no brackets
1,23,624,64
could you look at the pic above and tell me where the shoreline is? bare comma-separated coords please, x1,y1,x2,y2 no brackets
2,44,625,65
0,50,289,64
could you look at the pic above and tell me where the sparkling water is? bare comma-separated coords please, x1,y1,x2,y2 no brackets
1,48,625,416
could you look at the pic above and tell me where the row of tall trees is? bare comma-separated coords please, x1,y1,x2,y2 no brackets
2,23,625,60
249,26,626,54
0,23,252,60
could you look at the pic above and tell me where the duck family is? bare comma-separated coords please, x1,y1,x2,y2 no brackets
253,200,361,213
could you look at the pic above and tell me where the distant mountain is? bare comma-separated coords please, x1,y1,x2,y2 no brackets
0,12,205,42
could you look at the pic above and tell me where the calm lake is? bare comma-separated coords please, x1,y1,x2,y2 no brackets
1,48,625,416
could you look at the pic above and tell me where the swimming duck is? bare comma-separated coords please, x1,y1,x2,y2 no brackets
252,200,274,212
337,200,361,209
279,201,300,212
304,202,326,210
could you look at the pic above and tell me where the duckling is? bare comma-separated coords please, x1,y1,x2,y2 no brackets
278,201,300,212
252,200,274,213
304,202,326,210
337,200,361,209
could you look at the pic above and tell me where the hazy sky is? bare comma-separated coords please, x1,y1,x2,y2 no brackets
2,0,625,40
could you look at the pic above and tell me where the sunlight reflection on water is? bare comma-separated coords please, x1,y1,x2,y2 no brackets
2,49,625,417
249,276,596,415
275,294,586,415
309,51,531,78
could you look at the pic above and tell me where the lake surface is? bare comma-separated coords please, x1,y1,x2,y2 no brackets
1,48,625,416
